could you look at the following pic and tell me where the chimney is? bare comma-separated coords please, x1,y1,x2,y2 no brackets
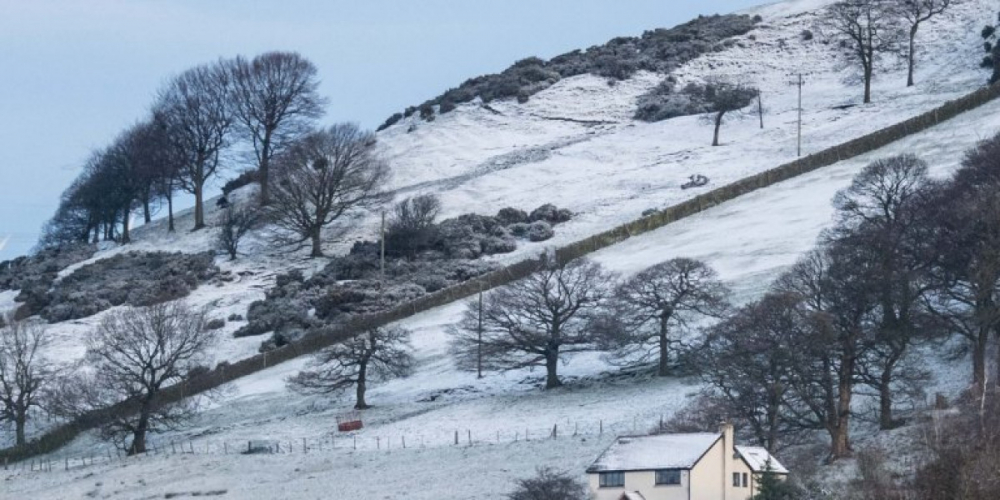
720,421,734,451
720,421,734,500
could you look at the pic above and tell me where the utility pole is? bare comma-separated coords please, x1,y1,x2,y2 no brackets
477,289,484,379
758,92,764,129
797,74,803,157
380,211,386,286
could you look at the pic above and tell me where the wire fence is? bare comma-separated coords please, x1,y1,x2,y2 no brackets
2,415,672,476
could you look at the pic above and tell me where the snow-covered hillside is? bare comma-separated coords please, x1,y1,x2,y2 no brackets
4,0,1000,497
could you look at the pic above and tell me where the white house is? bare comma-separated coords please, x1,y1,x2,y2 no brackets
586,423,788,500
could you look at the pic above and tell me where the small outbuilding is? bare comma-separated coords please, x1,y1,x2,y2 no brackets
586,423,787,500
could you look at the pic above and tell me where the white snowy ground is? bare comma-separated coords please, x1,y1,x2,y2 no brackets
15,0,995,378
4,0,1000,495
7,44,1000,500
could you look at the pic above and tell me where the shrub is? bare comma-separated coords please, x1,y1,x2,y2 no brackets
382,13,759,124
204,318,226,331
221,170,260,196
439,100,456,114
529,204,572,224
800,29,814,41
496,207,529,225
527,221,554,242
376,112,404,132
507,468,588,500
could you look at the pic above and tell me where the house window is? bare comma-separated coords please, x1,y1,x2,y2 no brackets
742,473,749,487
655,469,681,485
733,472,741,487
599,471,625,487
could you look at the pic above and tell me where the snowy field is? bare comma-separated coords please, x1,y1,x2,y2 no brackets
10,0,995,378
4,0,1000,496
8,59,1000,500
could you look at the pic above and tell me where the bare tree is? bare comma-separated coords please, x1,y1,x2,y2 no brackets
508,467,589,500
822,0,901,104
450,259,615,389
268,123,390,257
604,258,729,376
684,81,759,146
775,247,876,460
216,204,259,260
699,293,806,453
0,316,52,447
286,326,413,409
154,61,234,230
890,0,956,87
385,194,441,260
229,52,327,206
67,303,215,455
926,134,1000,387
830,154,937,430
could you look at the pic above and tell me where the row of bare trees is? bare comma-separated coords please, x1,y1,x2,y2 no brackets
700,133,1000,462
822,0,958,103
41,51,327,246
1,303,217,455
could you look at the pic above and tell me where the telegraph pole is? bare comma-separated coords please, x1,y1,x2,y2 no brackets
758,92,764,129
797,74,803,157
477,289,484,379
380,211,386,286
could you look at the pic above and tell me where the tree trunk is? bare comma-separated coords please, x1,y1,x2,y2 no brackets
878,373,895,430
167,192,175,232
355,361,369,409
15,413,26,447
907,25,918,87
712,111,724,146
544,349,561,389
129,411,150,456
121,206,131,244
830,423,850,460
193,181,205,230
973,327,988,388
657,314,670,377
259,129,273,206
143,199,151,224
310,227,324,258
863,60,873,104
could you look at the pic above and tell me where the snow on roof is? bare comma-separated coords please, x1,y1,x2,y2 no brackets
587,433,721,472
736,446,789,474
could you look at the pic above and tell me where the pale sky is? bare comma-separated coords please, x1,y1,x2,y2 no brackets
0,0,775,260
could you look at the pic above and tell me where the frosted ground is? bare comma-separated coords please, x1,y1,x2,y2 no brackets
4,0,1000,497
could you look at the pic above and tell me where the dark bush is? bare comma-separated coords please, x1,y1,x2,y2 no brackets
37,251,218,323
529,204,572,224
376,112,404,132
801,29,814,41
419,104,435,121
527,221,554,242
439,100,456,114
221,170,260,196
496,207,529,225
381,13,759,123
205,318,226,331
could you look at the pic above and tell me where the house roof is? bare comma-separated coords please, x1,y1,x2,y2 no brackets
736,446,789,474
586,433,721,473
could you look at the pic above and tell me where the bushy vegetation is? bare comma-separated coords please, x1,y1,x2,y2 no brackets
236,201,572,349
14,251,220,322
982,11,1000,84
379,14,759,128
0,244,95,293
